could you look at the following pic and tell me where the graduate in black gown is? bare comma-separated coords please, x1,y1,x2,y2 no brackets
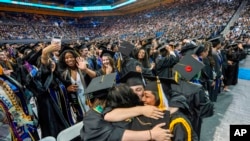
223,42,246,86
81,73,171,141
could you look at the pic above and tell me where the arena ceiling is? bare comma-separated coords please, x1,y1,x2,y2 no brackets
0,0,174,17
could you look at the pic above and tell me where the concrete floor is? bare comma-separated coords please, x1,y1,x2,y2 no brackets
200,56,250,141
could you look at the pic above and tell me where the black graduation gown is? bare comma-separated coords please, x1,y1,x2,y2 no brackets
224,48,246,85
120,57,153,77
171,80,214,139
130,111,170,130
81,109,126,141
170,111,198,141
29,64,70,138
155,54,178,78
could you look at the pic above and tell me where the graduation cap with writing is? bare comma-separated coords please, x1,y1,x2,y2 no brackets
100,49,115,58
85,73,117,99
208,36,222,47
119,71,145,87
173,55,205,81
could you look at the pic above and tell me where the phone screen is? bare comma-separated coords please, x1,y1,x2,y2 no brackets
51,36,61,46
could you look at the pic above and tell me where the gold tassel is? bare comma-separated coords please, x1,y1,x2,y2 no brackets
117,57,121,72
174,71,179,83
157,76,167,111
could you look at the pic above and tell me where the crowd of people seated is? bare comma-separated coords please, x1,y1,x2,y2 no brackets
0,0,241,40
0,0,250,141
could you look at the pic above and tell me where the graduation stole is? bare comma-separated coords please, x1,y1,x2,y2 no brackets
169,117,192,141
0,80,36,141
49,79,75,125
63,69,84,122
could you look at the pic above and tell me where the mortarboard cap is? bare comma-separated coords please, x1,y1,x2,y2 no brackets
208,36,221,47
193,45,205,56
100,49,115,58
16,45,30,54
85,73,117,99
173,55,205,81
119,71,145,87
59,44,79,56
119,40,134,57
26,49,42,65
180,43,197,56
157,45,166,52
77,44,88,50
144,76,178,93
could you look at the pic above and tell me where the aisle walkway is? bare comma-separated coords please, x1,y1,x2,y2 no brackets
200,56,250,141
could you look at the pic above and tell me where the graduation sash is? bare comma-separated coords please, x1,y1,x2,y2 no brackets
0,79,37,141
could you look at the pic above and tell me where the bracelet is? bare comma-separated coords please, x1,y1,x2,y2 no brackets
149,130,152,141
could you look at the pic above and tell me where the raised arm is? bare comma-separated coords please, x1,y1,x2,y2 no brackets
104,105,164,122
41,43,60,65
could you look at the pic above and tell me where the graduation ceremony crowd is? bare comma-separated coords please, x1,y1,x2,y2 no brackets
1,0,250,140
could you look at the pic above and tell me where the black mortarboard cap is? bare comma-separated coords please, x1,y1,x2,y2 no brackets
193,45,205,56
119,71,145,87
26,49,42,65
100,49,115,58
17,45,30,54
144,76,178,93
59,45,79,56
85,73,117,99
208,36,221,47
180,43,197,56
97,43,107,50
119,40,134,57
157,45,166,52
173,55,205,81
77,44,88,50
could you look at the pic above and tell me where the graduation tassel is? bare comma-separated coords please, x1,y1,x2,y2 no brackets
117,52,123,72
156,76,168,111
174,71,179,83
117,57,121,72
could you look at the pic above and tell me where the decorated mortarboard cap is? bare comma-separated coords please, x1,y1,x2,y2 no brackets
119,71,145,87
208,36,222,47
85,73,117,99
100,50,115,58
173,55,205,81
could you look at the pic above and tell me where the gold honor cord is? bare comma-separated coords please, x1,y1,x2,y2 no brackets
169,117,192,141
135,117,152,126
0,80,35,141
0,80,32,121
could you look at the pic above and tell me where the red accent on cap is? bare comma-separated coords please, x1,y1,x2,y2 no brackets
185,65,192,72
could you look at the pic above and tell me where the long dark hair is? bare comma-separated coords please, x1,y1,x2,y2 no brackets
106,83,143,108
58,50,79,70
